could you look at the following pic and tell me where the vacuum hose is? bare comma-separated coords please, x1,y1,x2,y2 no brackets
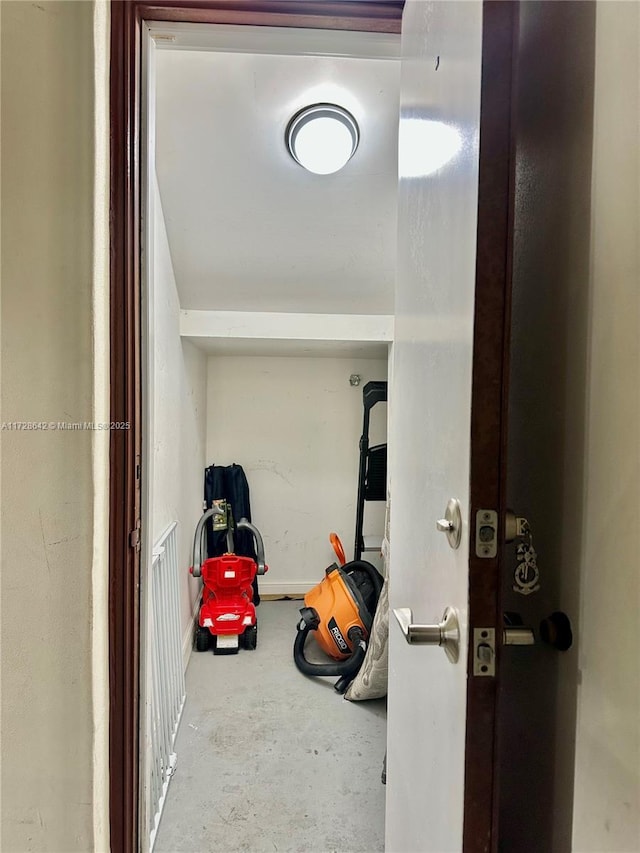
293,620,367,694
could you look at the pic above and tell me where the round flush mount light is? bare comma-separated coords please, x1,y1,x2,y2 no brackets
286,104,359,175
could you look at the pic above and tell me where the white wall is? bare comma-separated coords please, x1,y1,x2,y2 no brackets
205,355,387,593
152,178,207,658
92,3,111,849
572,3,640,849
1,2,96,850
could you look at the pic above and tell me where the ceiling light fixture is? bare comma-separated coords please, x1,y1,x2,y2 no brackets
286,103,359,175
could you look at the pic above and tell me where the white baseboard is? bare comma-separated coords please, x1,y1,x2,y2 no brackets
258,580,312,596
181,596,201,672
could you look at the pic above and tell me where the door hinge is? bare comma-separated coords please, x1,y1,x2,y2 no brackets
129,519,141,551
472,628,496,677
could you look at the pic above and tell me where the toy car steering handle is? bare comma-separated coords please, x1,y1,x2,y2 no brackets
191,509,267,577
191,506,230,577
237,518,266,575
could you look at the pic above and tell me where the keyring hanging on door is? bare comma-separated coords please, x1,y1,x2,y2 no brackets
512,518,541,596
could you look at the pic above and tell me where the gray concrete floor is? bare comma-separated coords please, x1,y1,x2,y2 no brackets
154,600,387,853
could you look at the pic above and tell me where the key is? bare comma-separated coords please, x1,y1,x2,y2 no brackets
513,524,540,595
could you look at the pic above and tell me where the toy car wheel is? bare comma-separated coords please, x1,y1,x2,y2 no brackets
243,625,258,650
195,625,210,652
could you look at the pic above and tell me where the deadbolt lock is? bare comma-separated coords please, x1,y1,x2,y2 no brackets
505,509,529,543
436,498,462,550
475,509,536,558
475,509,498,558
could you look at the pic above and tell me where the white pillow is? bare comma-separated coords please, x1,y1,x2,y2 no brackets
345,573,389,701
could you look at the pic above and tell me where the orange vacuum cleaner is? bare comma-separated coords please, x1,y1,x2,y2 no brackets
293,541,382,694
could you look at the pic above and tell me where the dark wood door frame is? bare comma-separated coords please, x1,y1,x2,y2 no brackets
464,3,519,851
110,1,518,851
109,3,403,851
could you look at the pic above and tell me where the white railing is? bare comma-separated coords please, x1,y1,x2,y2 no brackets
148,522,186,850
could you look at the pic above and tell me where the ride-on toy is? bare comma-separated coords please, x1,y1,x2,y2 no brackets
190,503,267,654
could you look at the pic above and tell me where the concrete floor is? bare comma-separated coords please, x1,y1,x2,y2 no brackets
154,600,387,853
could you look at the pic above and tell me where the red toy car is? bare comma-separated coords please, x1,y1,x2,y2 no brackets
190,508,267,654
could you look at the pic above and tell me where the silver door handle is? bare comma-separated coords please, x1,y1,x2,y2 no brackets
393,606,460,663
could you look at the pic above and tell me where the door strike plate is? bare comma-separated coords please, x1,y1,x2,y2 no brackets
473,628,496,677
476,509,498,558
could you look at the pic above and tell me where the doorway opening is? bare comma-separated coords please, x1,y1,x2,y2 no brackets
140,17,399,853
111,3,522,851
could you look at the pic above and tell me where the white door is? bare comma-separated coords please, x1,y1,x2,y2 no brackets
386,1,484,850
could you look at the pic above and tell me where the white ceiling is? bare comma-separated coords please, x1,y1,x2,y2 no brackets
154,26,400,315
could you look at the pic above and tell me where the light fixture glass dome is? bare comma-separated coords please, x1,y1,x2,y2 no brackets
286,104,359,175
